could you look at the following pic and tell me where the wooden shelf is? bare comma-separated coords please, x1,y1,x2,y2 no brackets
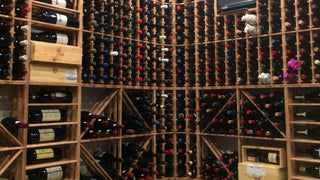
26,140,78,148
26,159,78,170
81,133,153,143
239,135,287,141
0,80,27,85
28,103,79,106
201,133,238,138
288,103,320,106
29,82,82,87
291,156,320,163
0,14,12,19
290,121,320,125
0,147,23,152
291,139,320,144
31,20,80,32
32,1,80,14
291,175,320,180
28,122,78,127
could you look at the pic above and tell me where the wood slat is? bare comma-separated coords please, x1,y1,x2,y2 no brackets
241,90,286,138
80,144,112,180
202,93,236,132
0,150,22,176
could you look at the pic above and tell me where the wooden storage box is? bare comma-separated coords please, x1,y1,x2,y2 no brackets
30,41,82,65
238,162,287,180
30,63,78,83
242,145,286,168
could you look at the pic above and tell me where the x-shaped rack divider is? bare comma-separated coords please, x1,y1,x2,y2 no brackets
202,93,236,133
240,90,286,138
201,136,236,180
0,124,23,176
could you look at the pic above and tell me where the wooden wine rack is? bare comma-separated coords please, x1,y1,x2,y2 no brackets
2,0,320,180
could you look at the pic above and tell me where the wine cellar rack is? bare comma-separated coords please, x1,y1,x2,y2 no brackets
1,0,320,180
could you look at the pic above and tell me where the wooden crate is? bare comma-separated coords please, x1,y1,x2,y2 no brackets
238,162,287,180
30,41,82,65
30,63,78,83
242,145,287,168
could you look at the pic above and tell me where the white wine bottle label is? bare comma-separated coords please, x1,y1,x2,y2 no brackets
56,13,68,26
65,71,77,81
56,33,68,45
35,148,54,160
268,152,278,163
52,0,67,8
41,109,61,122
55,92,67,98
38,129,55,142
46,166,63,180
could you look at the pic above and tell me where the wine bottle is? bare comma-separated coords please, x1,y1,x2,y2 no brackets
305,145,320,159
297,127,320,140
15,2,31,18
296,110,320,121
27,147,63,164
1,117,24,134
27,166,63,180
299,164,320,178
32,9,79,27
32,31,70,45
28,127,65,144
35,0,73,9
294,90,320,102
28,109,66,123
30,91,72,103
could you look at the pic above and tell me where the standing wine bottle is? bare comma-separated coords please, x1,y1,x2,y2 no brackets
27,147,63,164
32,31,70,45
27,166,63,180
32,9,79,27
28,127,65,144
35,0,73,9
30,91,72,103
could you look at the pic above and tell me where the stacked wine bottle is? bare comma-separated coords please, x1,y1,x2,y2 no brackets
240,91,285,138
202,151,238,180
199,91,237,135
0,0,30,81
82,0,176,86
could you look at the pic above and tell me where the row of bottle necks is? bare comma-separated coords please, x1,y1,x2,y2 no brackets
84,0,320,38
2,1,320,84
4,0,320,42
81,33,320,87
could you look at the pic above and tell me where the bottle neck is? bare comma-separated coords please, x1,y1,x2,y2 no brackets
297,130,308,135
